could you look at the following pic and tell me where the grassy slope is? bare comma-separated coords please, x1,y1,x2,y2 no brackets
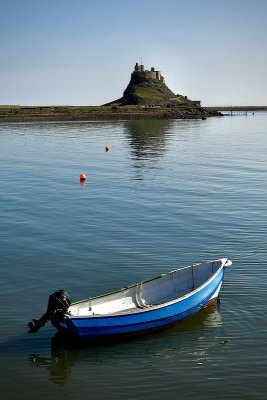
134,87,168,104
108,87,192,106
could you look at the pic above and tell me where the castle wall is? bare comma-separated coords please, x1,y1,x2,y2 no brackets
191,100,201,107
144,70,156,80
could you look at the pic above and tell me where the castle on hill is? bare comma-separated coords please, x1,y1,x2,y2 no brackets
133,63,166,84
104,61,202,107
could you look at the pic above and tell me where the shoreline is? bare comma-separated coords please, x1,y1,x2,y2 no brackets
0,105,221,122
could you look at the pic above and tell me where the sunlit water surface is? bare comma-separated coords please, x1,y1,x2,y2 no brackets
0,114,266,399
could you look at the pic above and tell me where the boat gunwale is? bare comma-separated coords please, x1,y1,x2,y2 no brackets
68,260,226,319
70,259,227,306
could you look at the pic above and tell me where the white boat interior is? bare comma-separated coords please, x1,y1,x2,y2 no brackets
68,259,229,317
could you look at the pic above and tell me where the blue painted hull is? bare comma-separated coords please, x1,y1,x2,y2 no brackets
52,266,225,339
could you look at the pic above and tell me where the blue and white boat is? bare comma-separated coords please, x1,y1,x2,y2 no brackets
28,258,231,340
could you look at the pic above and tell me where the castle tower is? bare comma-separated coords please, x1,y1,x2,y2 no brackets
135,63,141,72
150,67,156,79
156,71,161,81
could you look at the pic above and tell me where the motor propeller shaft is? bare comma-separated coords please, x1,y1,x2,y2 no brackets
28,289,71,333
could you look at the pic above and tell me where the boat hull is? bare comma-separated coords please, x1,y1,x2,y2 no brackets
52,266,225,340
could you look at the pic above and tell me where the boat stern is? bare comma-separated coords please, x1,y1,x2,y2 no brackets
51,315,79,336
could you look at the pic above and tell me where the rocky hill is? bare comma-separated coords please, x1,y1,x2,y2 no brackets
104,63,197,107
120,70,175,105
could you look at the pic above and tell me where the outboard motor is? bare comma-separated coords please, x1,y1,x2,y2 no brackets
28,289,71,333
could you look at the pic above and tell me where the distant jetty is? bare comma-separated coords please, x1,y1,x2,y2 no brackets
205,106,267,111
0,63,224,122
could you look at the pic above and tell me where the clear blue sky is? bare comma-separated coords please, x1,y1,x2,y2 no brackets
1,0,267,106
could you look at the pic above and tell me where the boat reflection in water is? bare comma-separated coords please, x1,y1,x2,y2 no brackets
28,304,226,387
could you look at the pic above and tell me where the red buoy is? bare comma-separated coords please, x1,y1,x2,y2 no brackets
105,146,109,152
80,173,86,181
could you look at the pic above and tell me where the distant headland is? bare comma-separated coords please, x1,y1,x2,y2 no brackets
0,62,225,122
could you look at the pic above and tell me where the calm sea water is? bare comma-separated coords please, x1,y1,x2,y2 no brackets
0,114,266,400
